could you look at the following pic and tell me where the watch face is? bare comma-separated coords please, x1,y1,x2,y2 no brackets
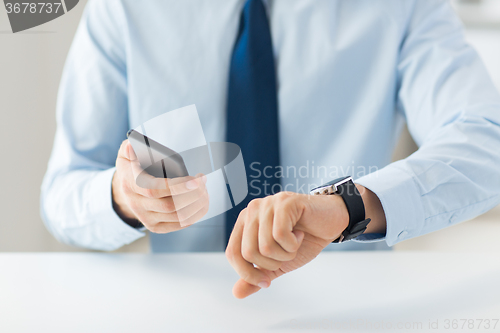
309,176,352,195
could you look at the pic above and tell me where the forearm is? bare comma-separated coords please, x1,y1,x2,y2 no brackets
356,0,500,246
41,167,144,251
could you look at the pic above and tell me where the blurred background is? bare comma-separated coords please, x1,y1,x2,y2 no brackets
0,0,499,253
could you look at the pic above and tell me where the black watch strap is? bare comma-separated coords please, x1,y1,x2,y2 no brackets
310,177,371,243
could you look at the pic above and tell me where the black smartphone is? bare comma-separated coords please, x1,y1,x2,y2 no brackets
127,129,189,179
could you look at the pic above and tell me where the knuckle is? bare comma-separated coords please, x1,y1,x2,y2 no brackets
241,248,254,262
160,198,176,213
241,270,254,284
274,191,288,202
259,242,274,257
275,191,294,205
247,199,262,211
237,208,248,222
273,228,287,243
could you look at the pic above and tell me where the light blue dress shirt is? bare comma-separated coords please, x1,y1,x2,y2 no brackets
41,0,500,252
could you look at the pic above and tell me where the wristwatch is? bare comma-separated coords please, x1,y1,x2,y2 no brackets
310,176,371,243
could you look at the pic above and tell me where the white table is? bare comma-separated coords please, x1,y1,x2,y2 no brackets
1,252,499,333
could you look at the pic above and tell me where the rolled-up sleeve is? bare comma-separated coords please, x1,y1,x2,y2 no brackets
40,0,144,251
355,0,500,246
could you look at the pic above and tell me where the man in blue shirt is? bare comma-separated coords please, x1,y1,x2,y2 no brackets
42,0,500,295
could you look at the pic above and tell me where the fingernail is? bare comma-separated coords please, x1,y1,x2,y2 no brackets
186,180,199,190
258,281,269,289
202,175,207,184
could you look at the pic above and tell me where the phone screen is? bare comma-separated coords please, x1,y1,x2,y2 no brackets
127,129,189,179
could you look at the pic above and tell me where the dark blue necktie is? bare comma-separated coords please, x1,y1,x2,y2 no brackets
225,0,280,245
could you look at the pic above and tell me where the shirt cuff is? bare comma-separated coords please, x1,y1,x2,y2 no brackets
354,161,426,247
87,167,145,248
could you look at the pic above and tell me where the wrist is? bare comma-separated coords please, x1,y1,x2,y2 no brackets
111,172,142,228
332,194,350,234
313,194,350,241
300,193,349,241
355,184,386,234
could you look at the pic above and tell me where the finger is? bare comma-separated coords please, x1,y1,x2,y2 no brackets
132,203,181,224
233,269,282,299
133,174,205,198
142,182,207,213
145,221,184,234
258,212,297,262
122,138,206,196
117,140,133,160
232,279,260,299
116,141,136,171
139,199,209,233
195,173,208,184
272,202,303,253
177,198,210,227
126,140,137,161
169,174,208,211
241,212,282,271
226,214,271,289
177,192,210,226
135,192,209,224
151,199,210,233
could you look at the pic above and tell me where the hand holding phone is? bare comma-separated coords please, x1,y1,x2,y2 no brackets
111,139,209,232
127,129,189,179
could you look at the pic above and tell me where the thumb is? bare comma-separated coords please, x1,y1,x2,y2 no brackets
232,279,261,299
118,140,133,161
126,141,138,161
233,268,285,299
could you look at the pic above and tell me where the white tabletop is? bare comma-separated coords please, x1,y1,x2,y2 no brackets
1,252,499,333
